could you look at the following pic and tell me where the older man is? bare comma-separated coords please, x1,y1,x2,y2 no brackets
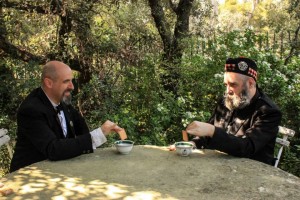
10,61,123,172
186,57,282,165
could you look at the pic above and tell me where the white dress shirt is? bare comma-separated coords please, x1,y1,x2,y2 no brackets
56,106,107,149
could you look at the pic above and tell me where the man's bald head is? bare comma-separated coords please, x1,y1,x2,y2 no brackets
41,61,74,104
41,61,70,83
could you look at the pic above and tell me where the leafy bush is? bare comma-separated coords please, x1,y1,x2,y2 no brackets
1,30,299,177
0,60,40,176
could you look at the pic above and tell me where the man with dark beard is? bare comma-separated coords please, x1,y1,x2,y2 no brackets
10,61,124,172
185,57,282,165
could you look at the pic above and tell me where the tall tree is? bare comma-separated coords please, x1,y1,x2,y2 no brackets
148,0,194,95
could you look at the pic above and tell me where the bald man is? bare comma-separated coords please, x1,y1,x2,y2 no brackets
10,61,123,172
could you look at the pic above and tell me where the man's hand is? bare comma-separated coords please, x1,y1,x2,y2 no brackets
101,120,123,136
168,144,176,151
186,121,215,137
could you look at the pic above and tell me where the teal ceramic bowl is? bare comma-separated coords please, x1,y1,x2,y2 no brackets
114,140,134,154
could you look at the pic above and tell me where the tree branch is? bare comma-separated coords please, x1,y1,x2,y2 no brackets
169,0,177,13
148,0,172,54
2,0,50,14
172,0,194,58
0,35,45,63
174,0,194,39
284,23,300,65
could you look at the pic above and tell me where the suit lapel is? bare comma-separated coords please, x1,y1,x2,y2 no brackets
35,88,65,138
61,104,76,138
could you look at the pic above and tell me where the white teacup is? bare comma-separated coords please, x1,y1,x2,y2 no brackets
175,141,194,156
114,140,134,155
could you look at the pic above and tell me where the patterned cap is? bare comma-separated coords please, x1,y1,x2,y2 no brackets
225,57,258,81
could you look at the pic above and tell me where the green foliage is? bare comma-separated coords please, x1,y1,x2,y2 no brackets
1,0,299,178
0,144,11,176
278,143,300,176
0,59,40,176
76,57,197,146
4,29,299,177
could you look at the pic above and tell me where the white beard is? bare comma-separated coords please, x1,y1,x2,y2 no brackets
224,88,251,111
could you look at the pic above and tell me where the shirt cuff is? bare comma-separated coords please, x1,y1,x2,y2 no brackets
90,128,107,149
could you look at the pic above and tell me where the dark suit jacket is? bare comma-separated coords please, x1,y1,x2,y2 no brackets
192,88,282,165
10,87,93,172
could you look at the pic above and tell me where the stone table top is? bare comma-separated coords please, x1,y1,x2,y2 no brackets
1,145,300,199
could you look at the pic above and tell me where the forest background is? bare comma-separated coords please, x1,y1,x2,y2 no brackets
0,0,299,177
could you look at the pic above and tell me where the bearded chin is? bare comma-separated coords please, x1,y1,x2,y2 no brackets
63,94,72,105
224,90,251,111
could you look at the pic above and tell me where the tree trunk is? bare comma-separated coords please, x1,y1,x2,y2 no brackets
284,23,300,65
148,0,194,96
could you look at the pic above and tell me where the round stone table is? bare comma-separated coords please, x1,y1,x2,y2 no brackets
1,145,300,199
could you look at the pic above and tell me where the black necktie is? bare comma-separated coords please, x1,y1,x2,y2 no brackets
56,104,63,114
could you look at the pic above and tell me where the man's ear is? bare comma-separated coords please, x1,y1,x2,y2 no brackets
248,77,256,88
44,78,53,88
